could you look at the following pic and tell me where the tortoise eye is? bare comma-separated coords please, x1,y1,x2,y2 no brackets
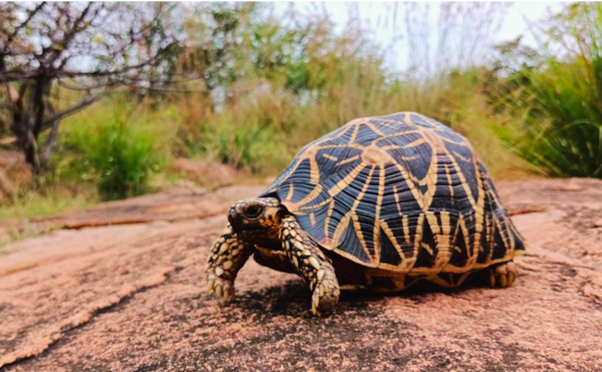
244,204,263,218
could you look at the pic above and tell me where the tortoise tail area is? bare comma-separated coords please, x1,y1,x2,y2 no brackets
512,229,526,256
478,161,527,259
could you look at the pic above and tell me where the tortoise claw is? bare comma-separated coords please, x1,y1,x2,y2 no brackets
311,277,339,317
206,271,235,303
488,261,518,288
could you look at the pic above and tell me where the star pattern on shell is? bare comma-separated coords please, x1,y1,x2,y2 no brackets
261,112,524,275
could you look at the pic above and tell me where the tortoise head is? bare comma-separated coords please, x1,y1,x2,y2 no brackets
228,197,285,240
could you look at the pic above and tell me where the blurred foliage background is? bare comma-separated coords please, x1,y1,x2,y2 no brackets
0,2,601,220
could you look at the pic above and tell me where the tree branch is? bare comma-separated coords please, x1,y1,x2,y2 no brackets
59,41,179,78
0,42,178,83
57,78,123,91
45,3,97,67
42,92,103,127
125,82,208,93
1,2,47,53
0,71,39,83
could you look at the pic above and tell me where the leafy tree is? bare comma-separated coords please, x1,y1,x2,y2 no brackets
0,2,178,175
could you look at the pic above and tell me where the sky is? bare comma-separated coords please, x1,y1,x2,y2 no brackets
498,2,560,43
278,2,562,74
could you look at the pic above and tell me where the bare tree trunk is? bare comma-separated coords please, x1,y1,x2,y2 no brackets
40,102,60,170
8,82,42,176
24,132,41,176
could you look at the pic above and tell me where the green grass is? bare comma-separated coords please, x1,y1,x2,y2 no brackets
0,187,96,220
171,66,522,179
189,109,288,174
0,191,93,249
495,3,602,178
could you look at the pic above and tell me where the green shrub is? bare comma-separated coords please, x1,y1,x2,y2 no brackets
62,100,176,200
186,97,289,174
495,3,602,178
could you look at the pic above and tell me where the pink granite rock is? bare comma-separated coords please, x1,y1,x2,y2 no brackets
0,179,601,371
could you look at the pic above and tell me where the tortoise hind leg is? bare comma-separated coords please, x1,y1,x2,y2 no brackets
279,215,340,316
487,260,518,288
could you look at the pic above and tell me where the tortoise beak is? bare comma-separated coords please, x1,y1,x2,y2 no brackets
228,205,243,231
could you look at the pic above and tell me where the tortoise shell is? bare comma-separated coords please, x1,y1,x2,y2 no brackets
261,112,525,275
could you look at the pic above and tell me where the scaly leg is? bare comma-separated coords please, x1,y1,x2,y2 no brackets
487,260,518,288
205,224,254,302
280,215,340,316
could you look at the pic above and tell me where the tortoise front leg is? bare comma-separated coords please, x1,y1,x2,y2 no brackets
280,215,340,316
205,224,254,301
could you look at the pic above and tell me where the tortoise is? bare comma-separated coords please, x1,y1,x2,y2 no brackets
205,112,525,316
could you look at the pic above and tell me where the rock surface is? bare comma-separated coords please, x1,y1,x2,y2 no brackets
0,178,601,372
